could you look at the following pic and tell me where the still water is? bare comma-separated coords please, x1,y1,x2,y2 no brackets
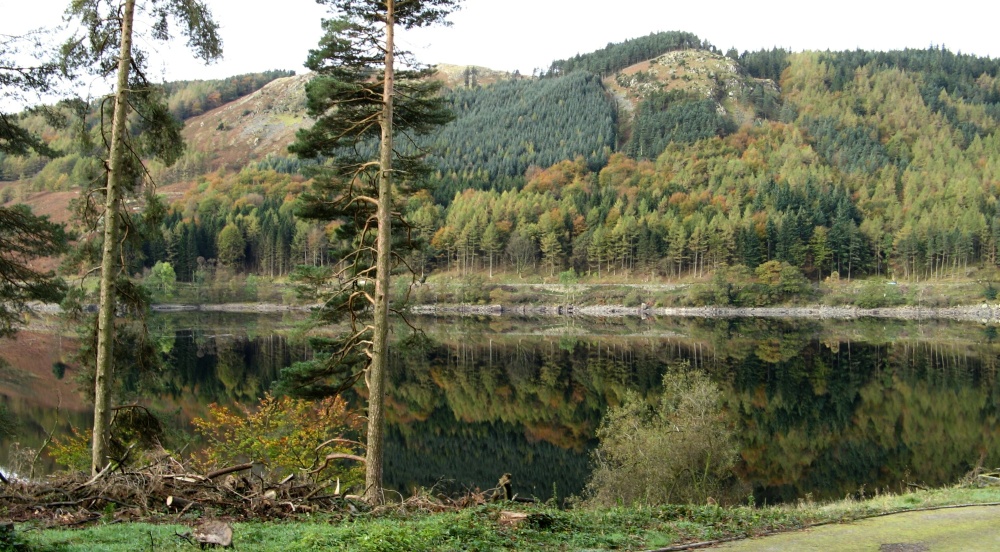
2,313,999,503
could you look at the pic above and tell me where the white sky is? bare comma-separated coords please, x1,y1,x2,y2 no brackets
3,0,998,84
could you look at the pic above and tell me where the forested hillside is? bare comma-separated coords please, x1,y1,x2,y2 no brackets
4,34,1000,298
426,47,1000,287
427,71,617,202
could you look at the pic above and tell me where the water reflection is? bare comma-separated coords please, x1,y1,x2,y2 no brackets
386,317,1000,502
3,313,1000,504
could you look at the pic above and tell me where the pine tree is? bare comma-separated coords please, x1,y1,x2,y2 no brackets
0,205,68,337
286,0,459,504
0,35,69,337
63,0,221,474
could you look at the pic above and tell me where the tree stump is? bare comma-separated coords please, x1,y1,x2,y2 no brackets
192,520,232,548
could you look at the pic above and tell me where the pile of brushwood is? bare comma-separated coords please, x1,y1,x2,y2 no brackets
0,454,510,528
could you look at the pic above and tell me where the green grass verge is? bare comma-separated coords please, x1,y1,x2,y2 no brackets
12,487,1000,552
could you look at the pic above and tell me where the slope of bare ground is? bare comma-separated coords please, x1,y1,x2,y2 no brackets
179,73,312,172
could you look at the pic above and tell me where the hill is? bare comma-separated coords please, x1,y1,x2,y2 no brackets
176,73,311,174
3,34,1000,297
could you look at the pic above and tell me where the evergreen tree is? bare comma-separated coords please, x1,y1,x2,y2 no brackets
286,0,459,504
0,205,68,337
63,0,222,474
0,34,69,338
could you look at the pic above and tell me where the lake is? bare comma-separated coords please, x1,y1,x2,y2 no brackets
2,312,999,504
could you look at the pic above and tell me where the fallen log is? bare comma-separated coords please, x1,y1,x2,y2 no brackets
306,453,365,474
162,462,254,484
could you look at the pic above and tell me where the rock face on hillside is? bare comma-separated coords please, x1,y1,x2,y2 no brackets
607,49,778,125
434,63,517,89
181,73,312,171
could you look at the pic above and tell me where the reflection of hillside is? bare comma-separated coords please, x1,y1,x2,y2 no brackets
0,331,85,410
385,334,687,451
383,409,593,501
1,316,311,475
729,339,1000,502
0,331,88,474
8,313,1000,504
397,318,1000,502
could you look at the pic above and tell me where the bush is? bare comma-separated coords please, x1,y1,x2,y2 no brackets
50,406,167,472
558,269,579,285
586,362,742,506
856,279,905,309
684,283,718,306
623,290,643,307
49,427,91,472
985,284,998,301
191,393,364,487
458,274,492,304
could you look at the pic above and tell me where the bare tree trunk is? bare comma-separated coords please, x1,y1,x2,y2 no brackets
92,0,135,475
365,0,394,506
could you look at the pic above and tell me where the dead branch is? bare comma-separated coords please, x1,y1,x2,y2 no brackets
315,438,366,452
206,463,254,480
306,453,366,475
75,461,114,490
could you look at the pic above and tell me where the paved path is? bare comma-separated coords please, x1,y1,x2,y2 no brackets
708,506,1000,551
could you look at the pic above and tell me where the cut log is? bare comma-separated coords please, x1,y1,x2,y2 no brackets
977,474,1000,486
498,511,528,526
165,495,198,512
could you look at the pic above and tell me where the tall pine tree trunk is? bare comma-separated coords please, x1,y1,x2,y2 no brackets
365,0,394,505
92,0,135,475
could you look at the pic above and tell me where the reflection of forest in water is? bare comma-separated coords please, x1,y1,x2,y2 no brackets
4,314,1000,503
386,317,1000,502
0,312,310,475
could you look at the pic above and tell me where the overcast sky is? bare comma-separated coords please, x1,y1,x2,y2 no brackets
5,0,998,84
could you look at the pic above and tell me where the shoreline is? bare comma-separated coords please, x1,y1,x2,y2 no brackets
27,301,1000,321
407,303,1000,322
150,303,312,313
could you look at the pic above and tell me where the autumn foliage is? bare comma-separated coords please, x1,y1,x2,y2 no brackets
191,394,364,486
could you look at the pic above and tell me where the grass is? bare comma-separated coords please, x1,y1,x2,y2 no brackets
11,486,1000,551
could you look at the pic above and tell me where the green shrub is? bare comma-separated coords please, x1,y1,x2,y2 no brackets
458,275,491,304
558,269,579,285
50,427,91,471
985,284,998,301
684,283,718,306
586,362,742,506
856,279,905,308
